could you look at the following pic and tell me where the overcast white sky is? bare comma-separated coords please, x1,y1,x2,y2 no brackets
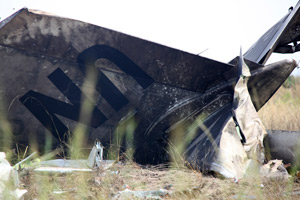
1,0,300,75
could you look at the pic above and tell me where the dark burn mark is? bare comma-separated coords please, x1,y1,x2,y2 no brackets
20,69,107,141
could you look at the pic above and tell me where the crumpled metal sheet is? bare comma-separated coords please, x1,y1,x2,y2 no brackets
184,52,263,178
216,52,266,178
34,140,114,173
187,52,288,179
181,58,296,175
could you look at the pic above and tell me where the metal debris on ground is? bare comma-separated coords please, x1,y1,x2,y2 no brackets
34,140,114,173
87,139,104,168
13,152,36,170
260,160,290,180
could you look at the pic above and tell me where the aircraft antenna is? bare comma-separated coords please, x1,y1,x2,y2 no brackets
197,48,208,55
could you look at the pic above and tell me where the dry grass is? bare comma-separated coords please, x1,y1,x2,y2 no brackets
19,162,300,199
259,78,300,131
20,162,203,199
13,77,300,199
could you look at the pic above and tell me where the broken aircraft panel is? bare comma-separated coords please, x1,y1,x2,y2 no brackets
0,4,298,168
244,1,300,65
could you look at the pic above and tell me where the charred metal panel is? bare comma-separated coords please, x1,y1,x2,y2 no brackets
248,59,296,110
0,9,232,93
244,13,290,64
244,1,300,65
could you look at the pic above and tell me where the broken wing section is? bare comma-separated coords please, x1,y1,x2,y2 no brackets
244,1,300,65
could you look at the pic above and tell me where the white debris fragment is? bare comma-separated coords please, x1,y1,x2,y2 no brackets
260,160,289,180
0,152,27,199
34,166,93,173
87,140,103,168
113,188,169,200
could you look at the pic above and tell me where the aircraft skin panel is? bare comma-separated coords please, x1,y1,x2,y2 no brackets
244,1,300,64
0,8,233,94
244,14,289,64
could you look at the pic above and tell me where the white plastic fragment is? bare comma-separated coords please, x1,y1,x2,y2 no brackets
0,152,27,200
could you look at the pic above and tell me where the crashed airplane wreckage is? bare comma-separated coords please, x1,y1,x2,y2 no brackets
0,2,300,179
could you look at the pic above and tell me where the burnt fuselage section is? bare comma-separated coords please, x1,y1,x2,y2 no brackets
0,8,297,165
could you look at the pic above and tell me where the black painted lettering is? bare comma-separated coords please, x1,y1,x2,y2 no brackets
20,68,107,141
77,45,154,111
20,45,154,141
